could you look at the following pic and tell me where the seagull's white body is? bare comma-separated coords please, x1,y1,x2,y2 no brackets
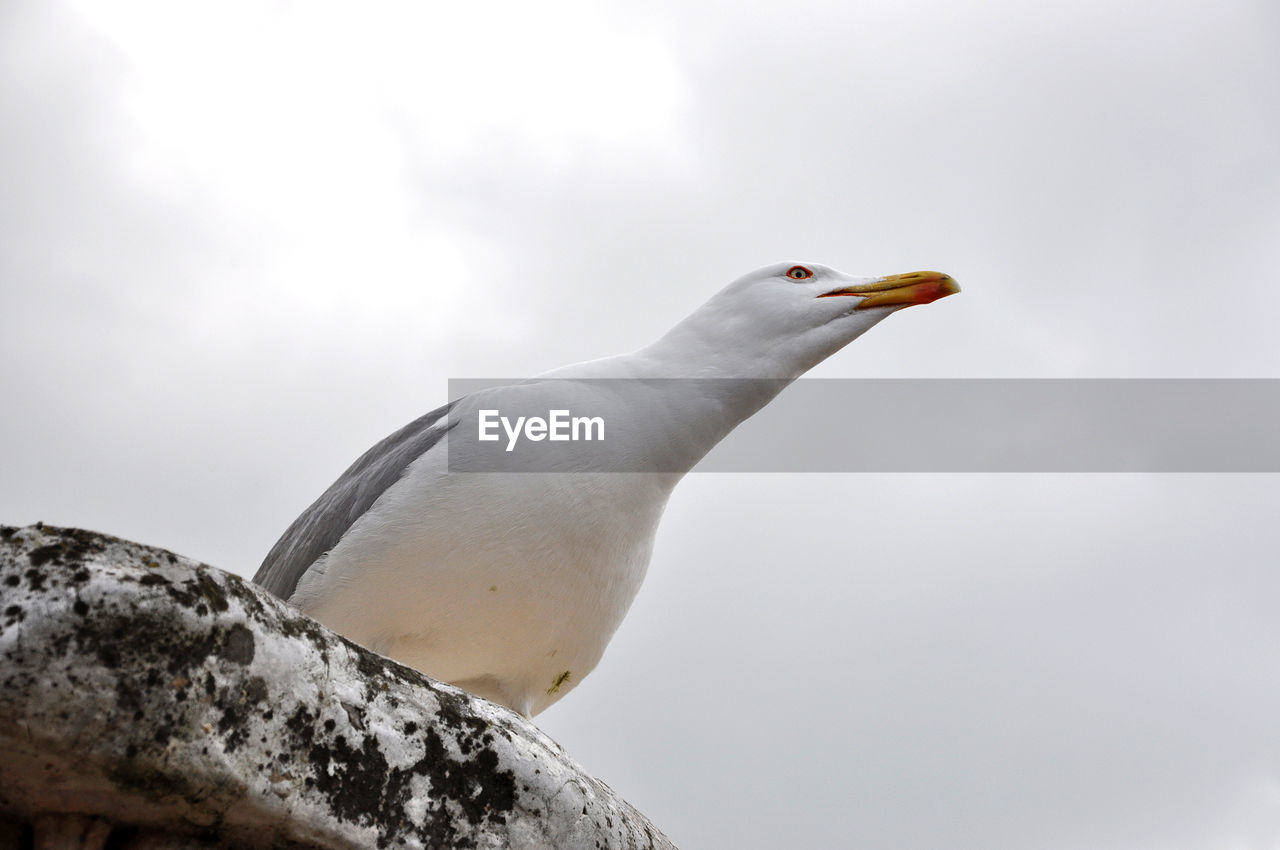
256,263,958,715
294,461,667,716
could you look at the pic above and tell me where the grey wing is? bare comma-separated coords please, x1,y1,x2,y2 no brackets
253,400,459,600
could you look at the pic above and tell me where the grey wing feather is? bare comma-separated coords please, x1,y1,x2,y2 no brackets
254,400,459,600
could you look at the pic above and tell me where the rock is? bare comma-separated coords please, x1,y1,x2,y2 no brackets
0,524,675,850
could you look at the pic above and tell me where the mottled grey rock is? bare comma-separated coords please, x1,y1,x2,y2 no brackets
0,524,675,850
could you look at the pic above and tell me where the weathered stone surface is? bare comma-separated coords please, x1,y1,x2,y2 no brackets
0,524,675,850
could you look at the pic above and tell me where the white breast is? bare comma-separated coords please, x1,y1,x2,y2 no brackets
291,437,673,716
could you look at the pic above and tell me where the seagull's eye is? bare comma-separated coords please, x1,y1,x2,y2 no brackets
786,266,814,280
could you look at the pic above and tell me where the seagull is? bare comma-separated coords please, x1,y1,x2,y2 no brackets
255,263,958,716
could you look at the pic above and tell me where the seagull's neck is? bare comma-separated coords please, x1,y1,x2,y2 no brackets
540,304,823,476
534,292,891,476
639,302,799,381
639,292,881,380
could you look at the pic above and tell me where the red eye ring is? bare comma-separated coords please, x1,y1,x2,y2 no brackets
786,265,813,280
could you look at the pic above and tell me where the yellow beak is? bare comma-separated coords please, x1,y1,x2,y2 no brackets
818,270,960,310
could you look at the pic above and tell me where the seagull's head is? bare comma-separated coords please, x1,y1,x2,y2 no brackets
693,262,960,376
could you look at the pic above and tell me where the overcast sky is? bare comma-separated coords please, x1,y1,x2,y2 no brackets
3,0,1279,847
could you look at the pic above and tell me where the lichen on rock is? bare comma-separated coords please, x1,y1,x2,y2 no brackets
0,524,675,849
